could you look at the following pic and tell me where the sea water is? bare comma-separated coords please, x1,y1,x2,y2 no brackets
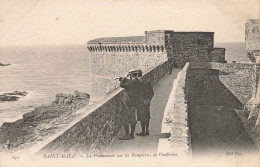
0,45,91,125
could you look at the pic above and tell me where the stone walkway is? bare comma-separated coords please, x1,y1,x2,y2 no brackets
106,69,181,154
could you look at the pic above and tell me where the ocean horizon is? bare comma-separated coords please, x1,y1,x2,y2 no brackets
0,44,92,125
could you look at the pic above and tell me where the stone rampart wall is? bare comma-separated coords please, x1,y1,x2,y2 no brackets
90,51,167,96
185,62,260,149
185,62,255,108
209,62,255,105
39,62,169,154
185,66,243,109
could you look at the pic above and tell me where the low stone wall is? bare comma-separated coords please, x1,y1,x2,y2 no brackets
185,62,259,153
159,63,190,156
39,62,169,154
208,63,260,146
209,62,255,105
185,62,255,108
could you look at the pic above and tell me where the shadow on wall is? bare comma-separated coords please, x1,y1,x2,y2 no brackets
185,64,243,110
185,63,258,154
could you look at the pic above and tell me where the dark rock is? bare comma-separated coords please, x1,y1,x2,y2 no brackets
74,91,90,99
0,63,11,67
0,91,28,102
52,91,89,107
0,95,20,102
4,91,28,96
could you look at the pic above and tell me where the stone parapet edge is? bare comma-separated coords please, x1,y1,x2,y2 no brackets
32,61,169,154
159,63,190,156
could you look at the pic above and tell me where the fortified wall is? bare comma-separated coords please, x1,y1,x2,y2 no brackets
185,62,260,151
186,62,257,108
242,19,260,147
87,30,225,96
246,19,260,62
87,33,167,96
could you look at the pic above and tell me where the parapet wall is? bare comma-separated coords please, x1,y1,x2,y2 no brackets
186,64,243,109
90,50,167,96
185,62,255,107
39,61,169,154
160,63,190,156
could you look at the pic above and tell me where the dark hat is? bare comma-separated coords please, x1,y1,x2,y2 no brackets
137,70,142,77
128,69,139,75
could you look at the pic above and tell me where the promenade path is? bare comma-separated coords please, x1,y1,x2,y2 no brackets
106,69,181,154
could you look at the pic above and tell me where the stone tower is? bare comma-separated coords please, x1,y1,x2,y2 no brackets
245,19,260,62
87,30,225,96
245,19,260,127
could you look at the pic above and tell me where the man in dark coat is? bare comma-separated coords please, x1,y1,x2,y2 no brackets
168,57,173,75
118,70,142,140
136,70,154,136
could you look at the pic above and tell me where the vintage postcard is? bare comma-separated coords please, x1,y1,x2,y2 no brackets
0,0,259,166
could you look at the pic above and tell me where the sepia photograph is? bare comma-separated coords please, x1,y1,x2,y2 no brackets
0,0,259,166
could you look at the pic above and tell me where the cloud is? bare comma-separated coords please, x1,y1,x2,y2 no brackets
0,0,259,45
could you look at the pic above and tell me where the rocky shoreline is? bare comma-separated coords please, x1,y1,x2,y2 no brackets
0,91,28,102
0,91,90,151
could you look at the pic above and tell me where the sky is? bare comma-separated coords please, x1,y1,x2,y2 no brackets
0,0,259,46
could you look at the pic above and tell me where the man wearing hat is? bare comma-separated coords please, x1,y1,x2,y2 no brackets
118,69,143,140
136,70,154,136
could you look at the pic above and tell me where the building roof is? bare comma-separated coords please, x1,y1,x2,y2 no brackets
87,31,215,45
173,31,214,34
87,36,145,44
